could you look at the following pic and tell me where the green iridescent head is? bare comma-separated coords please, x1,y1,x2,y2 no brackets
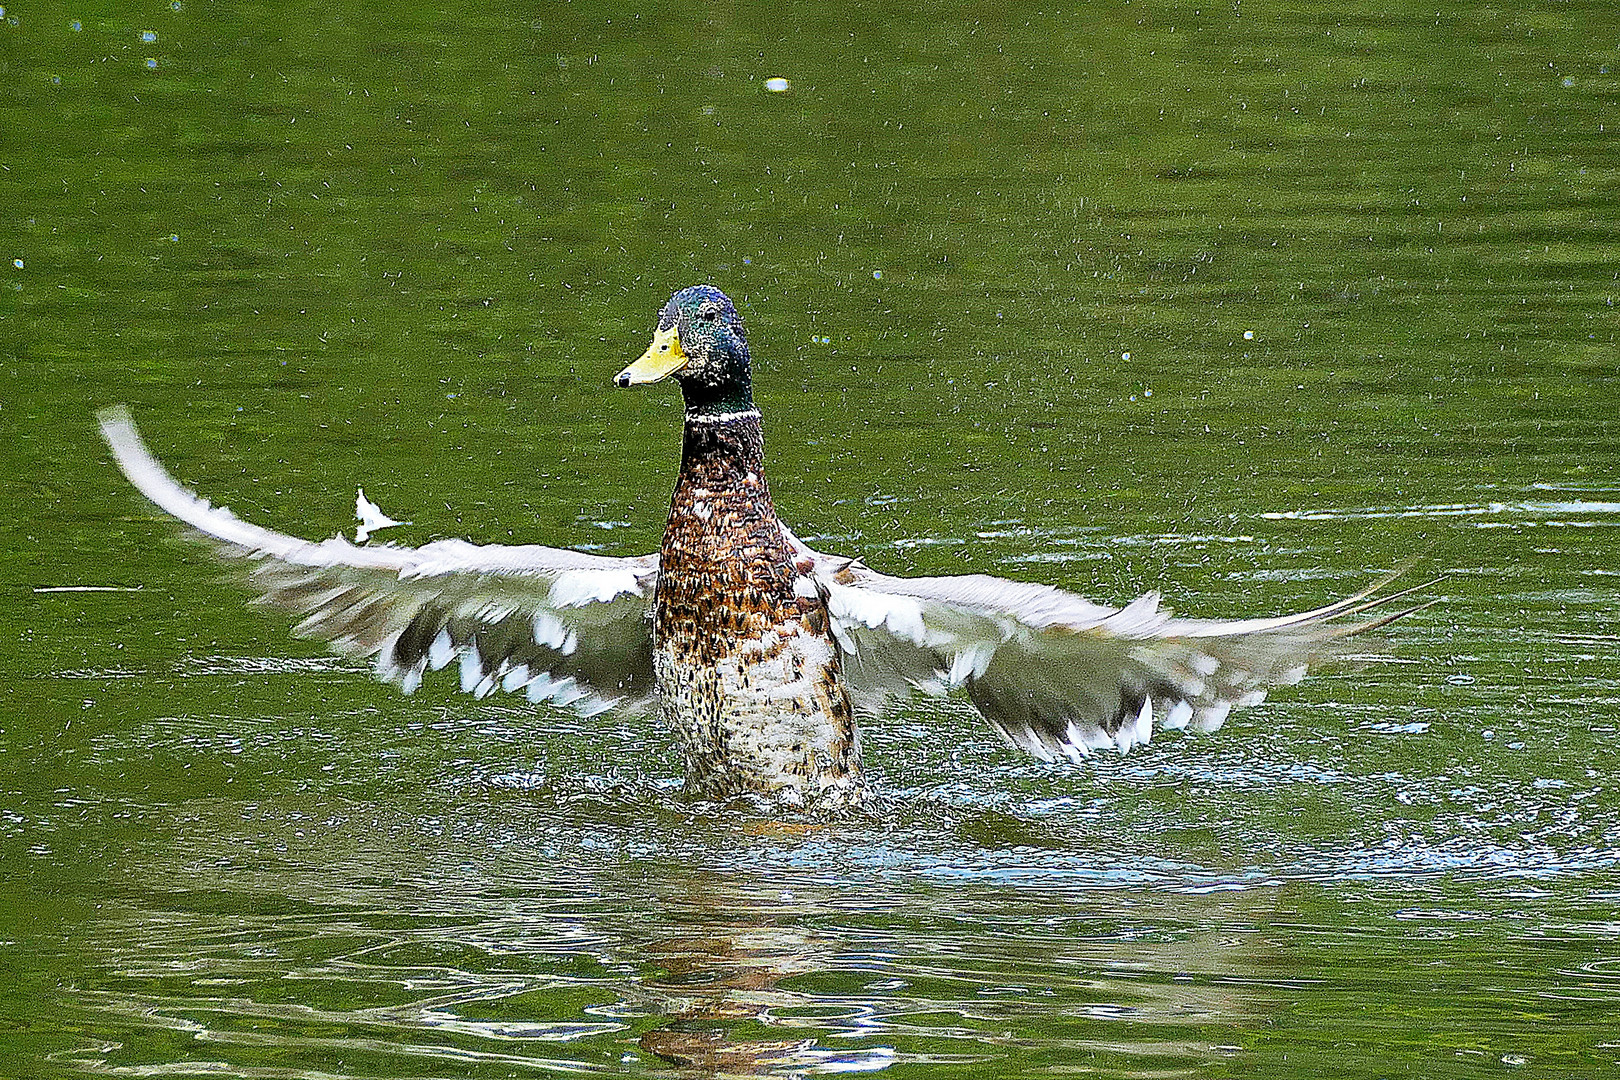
615,286,755,416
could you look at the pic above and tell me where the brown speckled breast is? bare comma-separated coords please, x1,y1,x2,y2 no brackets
653,411,866,811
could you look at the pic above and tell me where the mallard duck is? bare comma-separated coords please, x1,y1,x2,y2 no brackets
97,285,1429,812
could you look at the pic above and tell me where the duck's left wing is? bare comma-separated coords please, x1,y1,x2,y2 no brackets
98,407,658,716
783,527,1424,762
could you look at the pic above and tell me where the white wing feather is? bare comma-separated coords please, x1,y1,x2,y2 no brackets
781,525,1421,763
97,407,657,715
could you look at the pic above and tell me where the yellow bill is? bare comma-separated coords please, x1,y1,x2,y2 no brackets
614,324,687,387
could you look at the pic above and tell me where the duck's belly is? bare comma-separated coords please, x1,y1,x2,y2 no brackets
653,613,865,810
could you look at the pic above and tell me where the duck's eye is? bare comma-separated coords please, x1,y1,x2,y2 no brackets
697,306,721,324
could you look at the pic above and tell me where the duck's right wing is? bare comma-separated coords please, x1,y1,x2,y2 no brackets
97,407,658,716
782,526,1431,762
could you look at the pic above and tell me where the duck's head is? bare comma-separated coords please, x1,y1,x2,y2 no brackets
615,285,754,416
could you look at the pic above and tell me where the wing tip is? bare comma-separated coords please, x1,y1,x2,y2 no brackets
96,402,135,437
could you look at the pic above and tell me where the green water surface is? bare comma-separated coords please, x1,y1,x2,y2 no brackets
4,1,1619,1076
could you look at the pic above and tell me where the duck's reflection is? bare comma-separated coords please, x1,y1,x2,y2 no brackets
626,845,1284,1078
60,789,1300,1079
635,867,874,1075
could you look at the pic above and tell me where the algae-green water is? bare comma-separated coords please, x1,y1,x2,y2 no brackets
4,1,1619,1076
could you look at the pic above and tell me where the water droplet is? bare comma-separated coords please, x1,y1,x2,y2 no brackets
145,57,158,69
1121,351,1131,361
872,269,883,279
1243,329,1255,340
11,259,21,270
764,76,790,93
141,29,157,42
70,19,82,30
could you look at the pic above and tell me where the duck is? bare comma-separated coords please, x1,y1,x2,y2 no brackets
97,285,1430,813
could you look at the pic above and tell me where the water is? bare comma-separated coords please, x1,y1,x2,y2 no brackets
5,0,1620,1075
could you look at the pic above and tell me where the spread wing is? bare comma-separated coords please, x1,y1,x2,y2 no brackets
783,526,1430,763
97,407,658,716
